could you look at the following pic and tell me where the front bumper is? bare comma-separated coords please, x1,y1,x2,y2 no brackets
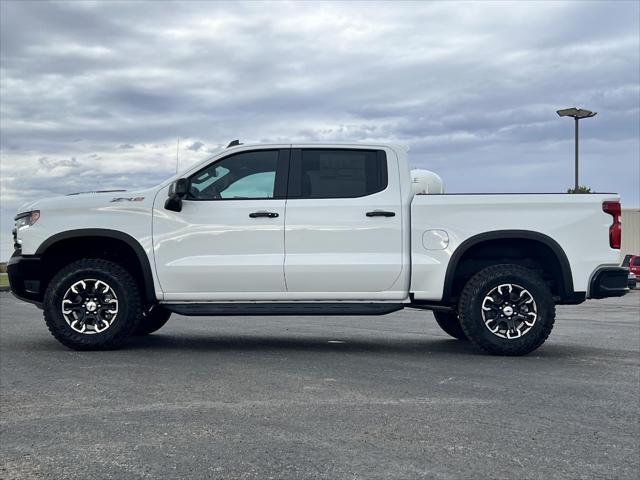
7,252,43,306
589,267,629,299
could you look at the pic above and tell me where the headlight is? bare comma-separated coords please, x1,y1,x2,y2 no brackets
14,210,40,230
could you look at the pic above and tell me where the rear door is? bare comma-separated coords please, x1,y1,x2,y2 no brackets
283,146,404,299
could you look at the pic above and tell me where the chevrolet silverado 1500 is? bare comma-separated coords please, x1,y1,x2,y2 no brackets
8,143,628,354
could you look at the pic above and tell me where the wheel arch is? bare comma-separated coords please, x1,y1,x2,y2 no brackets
36,228,156,304
442,230,576,304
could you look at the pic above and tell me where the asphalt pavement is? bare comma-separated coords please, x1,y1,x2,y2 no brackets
1,291,638,479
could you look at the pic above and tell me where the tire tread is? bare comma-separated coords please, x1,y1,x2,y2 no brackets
133,306,171,335
433,311,467,340
43,258,142,350
458,264,556,356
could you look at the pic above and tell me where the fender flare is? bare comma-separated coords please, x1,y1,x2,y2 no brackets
36,228,156,303
442,230,575,302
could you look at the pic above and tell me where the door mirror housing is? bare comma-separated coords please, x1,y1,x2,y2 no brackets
165,178,190,212
174,178,190,196
168,178,190,196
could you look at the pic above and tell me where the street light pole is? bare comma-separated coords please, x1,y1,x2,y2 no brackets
556,107,597,192
574,116,579,191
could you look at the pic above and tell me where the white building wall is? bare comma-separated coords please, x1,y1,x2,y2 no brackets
621,208,640,261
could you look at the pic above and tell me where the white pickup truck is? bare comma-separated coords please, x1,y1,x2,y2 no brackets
9,142,628,355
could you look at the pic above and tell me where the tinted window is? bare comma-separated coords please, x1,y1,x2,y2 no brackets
297,149,387,198
632,257,640,267
188,150,279,200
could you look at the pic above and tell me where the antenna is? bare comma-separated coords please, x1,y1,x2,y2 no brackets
175,137,180,174
227,139,242,148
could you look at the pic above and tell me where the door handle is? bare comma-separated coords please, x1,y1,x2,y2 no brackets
249,211,279,218
366,210,395,217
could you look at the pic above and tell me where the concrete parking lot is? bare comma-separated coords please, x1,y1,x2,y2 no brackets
1,291,638,480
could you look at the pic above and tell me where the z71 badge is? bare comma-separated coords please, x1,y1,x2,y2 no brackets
110,196,145,202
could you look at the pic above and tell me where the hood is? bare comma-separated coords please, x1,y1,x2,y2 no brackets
66,189,127,196
16,187,156,215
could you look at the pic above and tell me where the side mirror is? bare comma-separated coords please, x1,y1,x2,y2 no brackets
174,178,190,196
165,178,190,212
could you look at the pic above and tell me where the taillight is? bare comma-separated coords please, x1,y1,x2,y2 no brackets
602,201,621,249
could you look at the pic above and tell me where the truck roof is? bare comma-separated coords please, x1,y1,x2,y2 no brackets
225,142,409,152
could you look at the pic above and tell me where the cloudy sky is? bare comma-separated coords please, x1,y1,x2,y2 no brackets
1,0,639,260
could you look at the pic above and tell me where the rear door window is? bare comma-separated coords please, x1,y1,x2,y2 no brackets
288,149,387,199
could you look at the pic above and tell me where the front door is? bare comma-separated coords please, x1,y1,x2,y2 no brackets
283,147,404,299
153,148,290,301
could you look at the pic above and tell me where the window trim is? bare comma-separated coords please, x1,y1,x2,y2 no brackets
287,148,388,200
184,148,290,202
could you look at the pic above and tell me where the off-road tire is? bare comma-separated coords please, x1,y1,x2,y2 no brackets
458,264,555,356
43,259,142,350
433,311,467,340
133,305,172,335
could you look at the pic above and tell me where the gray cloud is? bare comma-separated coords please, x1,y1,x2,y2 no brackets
186,141,205,152
1,0,639,260
38,157,81,169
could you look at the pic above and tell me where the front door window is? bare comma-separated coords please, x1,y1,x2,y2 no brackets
189,150,279,200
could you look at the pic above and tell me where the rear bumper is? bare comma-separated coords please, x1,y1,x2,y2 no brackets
589,267,629,299
7,252,43,307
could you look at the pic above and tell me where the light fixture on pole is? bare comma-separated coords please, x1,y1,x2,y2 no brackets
556,107,597,191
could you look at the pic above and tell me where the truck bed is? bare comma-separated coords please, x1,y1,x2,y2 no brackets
409,193,621,301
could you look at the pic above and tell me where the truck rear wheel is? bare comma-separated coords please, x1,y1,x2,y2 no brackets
433,311,467,340
457,264,555,356
43,259,142,350
133,305,172,335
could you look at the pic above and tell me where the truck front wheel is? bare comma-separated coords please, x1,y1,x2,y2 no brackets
457,264,555,356
43,259,142,350
433,311,467,340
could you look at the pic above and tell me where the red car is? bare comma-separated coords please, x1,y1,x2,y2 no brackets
623,255,640,276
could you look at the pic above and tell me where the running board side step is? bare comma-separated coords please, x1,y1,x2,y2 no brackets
163,303,405,317
408,303,455,312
